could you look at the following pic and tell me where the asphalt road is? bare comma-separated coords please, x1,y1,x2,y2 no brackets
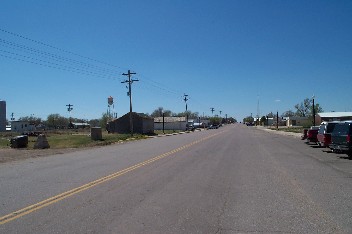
0,124,351,233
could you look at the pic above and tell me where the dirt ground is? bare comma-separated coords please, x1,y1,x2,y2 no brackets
0,147,82,164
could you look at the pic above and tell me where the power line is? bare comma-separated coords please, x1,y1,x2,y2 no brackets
0,28,122,69
0,28,199,113
0,29,190,97
0,38,120,76
0,51,118,81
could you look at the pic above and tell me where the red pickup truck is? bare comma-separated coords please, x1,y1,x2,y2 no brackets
306,126,320,143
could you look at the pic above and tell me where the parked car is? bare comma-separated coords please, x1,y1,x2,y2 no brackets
301,128,308,140
306,126,320,143
329,122,352,158
317,121,340,147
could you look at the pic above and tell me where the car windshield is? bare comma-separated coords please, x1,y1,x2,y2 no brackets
326,123,338,133
333,124,349,135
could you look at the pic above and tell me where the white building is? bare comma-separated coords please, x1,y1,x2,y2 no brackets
11,121,36,133
317,112,352,124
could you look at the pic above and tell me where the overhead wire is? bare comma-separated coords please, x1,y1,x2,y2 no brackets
0,38,120,77
0,28,122,70
0,28,203,112
0,49,119,81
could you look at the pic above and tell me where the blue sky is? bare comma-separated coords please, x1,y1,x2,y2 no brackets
1,0,351,121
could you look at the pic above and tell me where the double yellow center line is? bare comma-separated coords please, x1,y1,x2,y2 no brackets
0,131,224,225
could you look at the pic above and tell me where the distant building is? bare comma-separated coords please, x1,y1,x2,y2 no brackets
72,122,90,129
0,100,6,132
154,116,187,131
316,112,352,125
107,112,154,134
11,121,36,133
285,116,310,127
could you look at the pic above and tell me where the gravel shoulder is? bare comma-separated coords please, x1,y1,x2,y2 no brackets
254,126,302,138
0,148,82,164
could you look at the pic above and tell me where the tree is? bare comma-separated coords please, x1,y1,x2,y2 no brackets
89,119,100,127
209,117,221,126
294,98,323,117
100,113,111,130
266,112,275,118
281,110,295,117
18,116,42,126
243,116,254,123
260,116,267,125
46,114,69,129
150,107,172,117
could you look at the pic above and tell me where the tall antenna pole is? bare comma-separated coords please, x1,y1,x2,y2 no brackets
122,70,138,136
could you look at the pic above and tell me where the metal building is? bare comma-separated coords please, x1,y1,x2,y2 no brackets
0,100,6,132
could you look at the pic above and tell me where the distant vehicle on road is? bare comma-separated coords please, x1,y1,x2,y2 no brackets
329,122,352,158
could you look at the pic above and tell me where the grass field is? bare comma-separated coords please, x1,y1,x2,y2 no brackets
0,131,148,149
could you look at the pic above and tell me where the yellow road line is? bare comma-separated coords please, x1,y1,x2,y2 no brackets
0,130,225,225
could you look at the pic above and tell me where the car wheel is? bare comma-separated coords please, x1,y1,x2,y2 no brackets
348,151,352,160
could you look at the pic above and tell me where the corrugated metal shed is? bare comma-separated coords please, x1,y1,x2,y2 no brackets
318,112,352,118
154,117,186,123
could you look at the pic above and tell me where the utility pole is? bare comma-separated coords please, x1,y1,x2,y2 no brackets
183,94,189,130
312,95,316,126
210,107,215,116
66,104,73,113
276,111,279,129
122,70,138,136
66,104,74,128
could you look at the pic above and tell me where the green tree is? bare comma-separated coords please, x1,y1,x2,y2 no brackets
46,114,69,129
89,119,100,127
281,110,295,117
150,107,172,117
260,116,267,125
243,116,254,123
294,98,323,117
267,112,275,118
18,116,42,126
209,117,221,126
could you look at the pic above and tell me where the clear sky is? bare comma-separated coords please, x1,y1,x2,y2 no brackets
1,0,351,122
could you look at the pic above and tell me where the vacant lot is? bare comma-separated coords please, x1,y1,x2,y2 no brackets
0,131,147,163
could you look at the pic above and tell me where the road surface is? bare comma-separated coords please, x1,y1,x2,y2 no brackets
1,124,351,233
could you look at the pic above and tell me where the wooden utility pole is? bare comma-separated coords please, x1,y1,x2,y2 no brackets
122,70,138,136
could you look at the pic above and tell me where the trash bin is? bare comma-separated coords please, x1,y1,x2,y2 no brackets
10,135,28,148
91,127,102,141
